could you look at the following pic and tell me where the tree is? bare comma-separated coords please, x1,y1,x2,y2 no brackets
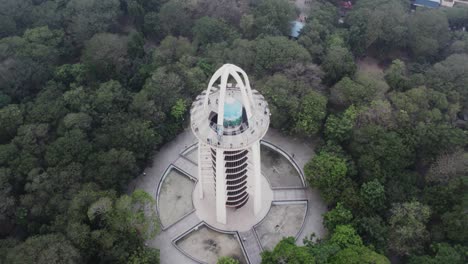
323,203,353,231
92,80,130,114
385,59,411,91
153,36,194,67
217,256,240,264
258,74,312,131
255,37,310,73
426,150,467,183
324,105,357,143
350,125,413,182
224,39,256,72
440,202,468,243
356,100,395,129
86,148,138,190
293,91,327,136
82,33,129,79
426,54,468,109
45,129,92,167
390,86,454,124
408,243,467,264
5,234,82,264
360,179,386,211
407,9,450,58
252,0,295,36
65,0,120,44
255,36,311,74
346,0,408,55
195,0,245,26
322,36,356,84
158,0,193,36
355,216,388,252
261,237,315,264
128,247,160,264
193,17,239,46
304,152,348,203
329,77,377,107
0,105,23,144
330,225,363,249
388,201,431,255
330,245,390,264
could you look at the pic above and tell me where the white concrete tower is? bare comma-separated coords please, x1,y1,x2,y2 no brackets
190,64,270,224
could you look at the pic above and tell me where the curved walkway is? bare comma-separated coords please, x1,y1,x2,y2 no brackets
129,128,327,264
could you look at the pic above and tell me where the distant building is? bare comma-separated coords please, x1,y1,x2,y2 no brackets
441,0,468,7
289,20,305,39
413,0,441,8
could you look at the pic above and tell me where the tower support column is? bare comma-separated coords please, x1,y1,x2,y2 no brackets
197,142,203,199
215,150,227,224
252,142,262,215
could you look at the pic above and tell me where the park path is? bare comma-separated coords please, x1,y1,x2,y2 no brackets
173,157,198,178
239,229,263,264
273,188,307,201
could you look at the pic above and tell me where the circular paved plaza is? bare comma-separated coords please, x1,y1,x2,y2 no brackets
129,128,327,264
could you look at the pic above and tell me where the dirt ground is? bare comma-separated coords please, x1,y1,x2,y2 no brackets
254,202,307,251
261,144,303,188
176,225,247,264
158,169,195,227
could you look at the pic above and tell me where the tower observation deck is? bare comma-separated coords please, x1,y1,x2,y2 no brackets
190,64,270,224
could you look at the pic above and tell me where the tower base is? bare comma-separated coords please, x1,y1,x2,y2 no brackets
193,171,273,232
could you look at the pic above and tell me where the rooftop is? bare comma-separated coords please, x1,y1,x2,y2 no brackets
190,85,270,150
413,0,441,8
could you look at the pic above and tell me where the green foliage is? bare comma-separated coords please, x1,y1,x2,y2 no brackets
171,99,187,120
407,9,450,58
330,245,390,264
360,179,386,211
426,53,468,109
303,225,390,263
252,0,296,36
408,243,468,264
82,33,129,79
257,74,301,130
255,36,311,74
153,36,195,67
261,237,315,264
322,36,356,84
304,152,348,203
1,1,467,263
347,0,408,55
385,59,410,91
350,125,413,182
323,203,353,232
193,17,239,46
355,216,388,252
65,0,120,44
389,201,431,255
128,247,160,264
293,91,327,136
324,105,357,143
217,256,240,264
158,0,193,36
330,76,383,107
0,104,23,143
5,234,82,264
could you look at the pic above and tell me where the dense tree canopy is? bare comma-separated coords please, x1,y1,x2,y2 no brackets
1,1,468,264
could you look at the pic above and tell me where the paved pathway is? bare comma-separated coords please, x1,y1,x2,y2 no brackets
239,229,263,264
173,158,198,179
164,211,201,239
273,188,307,201
130,128,327,264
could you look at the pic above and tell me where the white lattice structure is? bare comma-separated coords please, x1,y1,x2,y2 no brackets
190,64,270,224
